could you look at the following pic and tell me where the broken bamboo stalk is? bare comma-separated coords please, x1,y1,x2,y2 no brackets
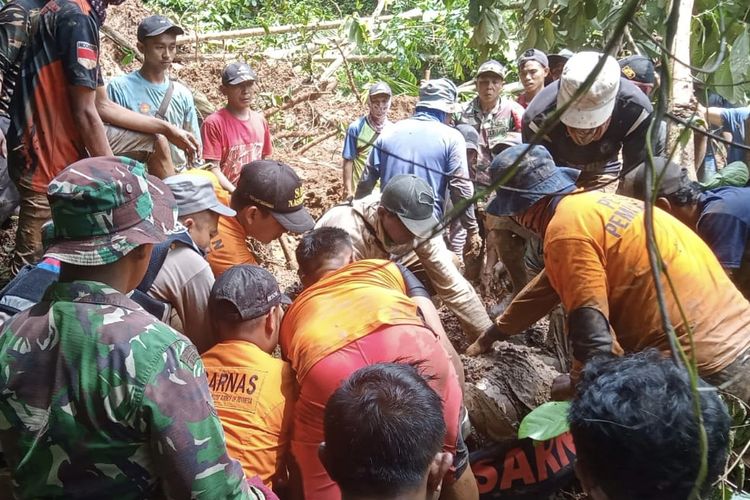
275,130,318,140
318,0,387,83
176,9,423,46
263,89,327,118
296,129,339,155
101,25,143,62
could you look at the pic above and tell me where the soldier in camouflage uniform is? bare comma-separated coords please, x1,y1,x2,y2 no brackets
0,156,271,499
457,60,533,296
0,0,46,225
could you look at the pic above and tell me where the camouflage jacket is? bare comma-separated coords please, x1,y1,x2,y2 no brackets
0,0,45,119
457,97,524,185
0,280,262,499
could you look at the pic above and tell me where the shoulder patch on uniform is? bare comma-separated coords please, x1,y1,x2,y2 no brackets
76,41,98,70
180,344,200,370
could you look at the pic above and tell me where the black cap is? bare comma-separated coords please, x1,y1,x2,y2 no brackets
137,15,184,43
631,157,691,198
209,265,291,321
618,55,655,85
222,62,257,86
232,160,315,233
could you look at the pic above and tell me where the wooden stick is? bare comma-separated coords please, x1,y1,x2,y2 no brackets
263,89,327,118
275,130,318,140
101,26,143,62
176,9,423,46
278,234,297,270
296,129,339,154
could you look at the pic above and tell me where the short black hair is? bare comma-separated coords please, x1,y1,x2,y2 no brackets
323,362,445,498
295,227,353,278
569,350,731,500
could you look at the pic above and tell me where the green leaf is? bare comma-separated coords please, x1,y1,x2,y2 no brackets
729,29,750,83
542,18,555,49
120,49,134,65
518,401,571,441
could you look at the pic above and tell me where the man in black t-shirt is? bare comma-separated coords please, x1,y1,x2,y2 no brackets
523,51,657,191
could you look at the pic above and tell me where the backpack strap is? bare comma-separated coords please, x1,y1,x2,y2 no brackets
131,231,202,321
136,231,201,294
155,80,175,121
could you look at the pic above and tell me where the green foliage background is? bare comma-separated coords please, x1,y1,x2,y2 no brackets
145,0,749,100
468,0,750,103
144,0,480,94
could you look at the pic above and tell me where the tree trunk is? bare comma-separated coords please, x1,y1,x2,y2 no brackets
669,0,697,177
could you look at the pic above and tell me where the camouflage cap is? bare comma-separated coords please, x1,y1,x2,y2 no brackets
44,156,174,266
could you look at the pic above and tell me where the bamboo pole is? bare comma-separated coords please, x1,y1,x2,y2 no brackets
101,26,143,62
176,9,423,46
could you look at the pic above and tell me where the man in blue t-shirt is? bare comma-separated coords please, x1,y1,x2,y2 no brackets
632,158,750,299
697,102,749,166
107,15,202,171
341,82,392,200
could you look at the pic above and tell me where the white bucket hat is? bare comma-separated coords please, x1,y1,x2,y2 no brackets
557,52,621,129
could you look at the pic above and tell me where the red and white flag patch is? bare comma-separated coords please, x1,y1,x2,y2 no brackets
76,41,98,70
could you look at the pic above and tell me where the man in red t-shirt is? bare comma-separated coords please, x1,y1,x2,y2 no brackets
201,62,272,193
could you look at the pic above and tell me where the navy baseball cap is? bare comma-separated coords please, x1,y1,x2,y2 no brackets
137,16,184,42
619,55,656,85
487,144,579,216
518,48,549,69
222,62,257,86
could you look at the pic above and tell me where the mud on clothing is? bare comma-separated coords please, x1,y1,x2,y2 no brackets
279,260,465,500
7,0,101,193
201,108,272,185
522,78,654,179
315,197,493,339
359,112,477,229
202,340,295,487
543,191,750,376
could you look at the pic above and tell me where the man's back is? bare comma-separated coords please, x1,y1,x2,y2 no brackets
368,114,465,218
202,340,294,486
279,259,422,383
107,71,201,169
148,241,215,352
544,191,750,374
0,280,249,498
